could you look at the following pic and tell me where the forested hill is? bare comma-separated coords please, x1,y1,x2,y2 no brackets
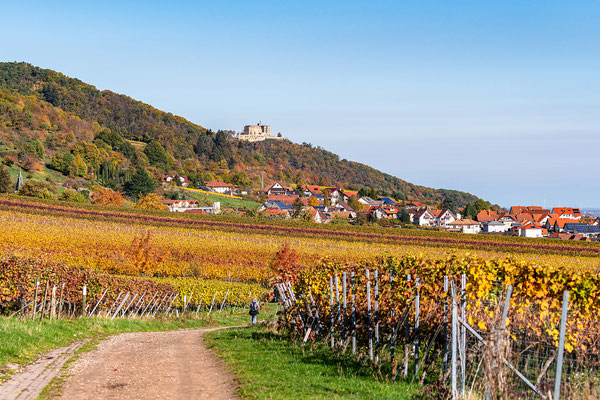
0,62,480,205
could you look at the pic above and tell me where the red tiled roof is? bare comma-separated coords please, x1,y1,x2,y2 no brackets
476,210,498,222
206,180,234,188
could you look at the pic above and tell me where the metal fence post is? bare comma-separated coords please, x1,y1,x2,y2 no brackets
329,276,335,349
414,277,421,377
451,281,458,400
553,290,570,400
443,275,449,374
374,269,380,364
460,274,466,395
351,272,356,356
342,272,347,344
335,275,341,341
367,269,373,361
81,285,87,318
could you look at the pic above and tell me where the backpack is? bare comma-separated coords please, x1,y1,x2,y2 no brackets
249,300,259,316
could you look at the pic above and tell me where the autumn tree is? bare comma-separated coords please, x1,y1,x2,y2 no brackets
135,193,168,211
90,186,125,206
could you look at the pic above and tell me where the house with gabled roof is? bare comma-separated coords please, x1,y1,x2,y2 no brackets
551,207,582,220
482,220,508,233
359,197,384,207
447,219,481,234
205,180,234,195
509,206,549,215
265,182,295,195
412,208,436,226
406,201,425,210
436,209,457,227
476,210,498,223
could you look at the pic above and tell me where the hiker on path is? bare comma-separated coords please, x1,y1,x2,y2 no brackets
249,298,260,325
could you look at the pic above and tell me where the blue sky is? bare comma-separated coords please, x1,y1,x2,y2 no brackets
2,1,599,207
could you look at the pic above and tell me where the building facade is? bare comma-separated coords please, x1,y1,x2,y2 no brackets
238,122,283,142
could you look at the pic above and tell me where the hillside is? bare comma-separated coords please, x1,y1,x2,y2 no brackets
0,61,480,206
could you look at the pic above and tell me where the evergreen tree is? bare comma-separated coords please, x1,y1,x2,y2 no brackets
0,164,11,193
124,167,157,199
399,209,411,224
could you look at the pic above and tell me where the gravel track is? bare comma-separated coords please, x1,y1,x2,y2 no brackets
0,327,240,400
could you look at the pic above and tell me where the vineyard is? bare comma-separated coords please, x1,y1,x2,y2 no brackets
1,197,600,398
276,256,600,399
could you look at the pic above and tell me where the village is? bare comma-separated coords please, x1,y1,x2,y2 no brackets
158,176,600,242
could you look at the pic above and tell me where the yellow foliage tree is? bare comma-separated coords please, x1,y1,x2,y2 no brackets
135,193,168,211
90,186,124,207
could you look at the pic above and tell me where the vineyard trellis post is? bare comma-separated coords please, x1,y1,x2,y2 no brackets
460,274,466,395
414,277,420,377
374,269,380,365
389,269,397,373
342,272,347,346
451,280,458,400
366,269,373,361
335,275,341,343
351,272,356,355
112,292,130,319
443,275,449,374
553,290,570,400
50,285,57,319
219,289,229,313
207,291,217,316
107,291,123,318
329,276,334,349
89,288,108,317
81,285,87,318
58,282,65,318
403,274,412,377
32,279,40,320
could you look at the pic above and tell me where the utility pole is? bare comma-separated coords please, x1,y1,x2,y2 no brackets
261,171,264,190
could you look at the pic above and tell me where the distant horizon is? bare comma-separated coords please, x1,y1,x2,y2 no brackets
1,1,598,206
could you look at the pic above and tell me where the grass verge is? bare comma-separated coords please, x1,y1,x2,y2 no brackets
205,326,417,400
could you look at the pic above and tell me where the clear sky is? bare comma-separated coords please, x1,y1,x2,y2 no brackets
2,1,599,207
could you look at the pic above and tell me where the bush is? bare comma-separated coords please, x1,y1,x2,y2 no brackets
18,180,58,199
60,189,87,203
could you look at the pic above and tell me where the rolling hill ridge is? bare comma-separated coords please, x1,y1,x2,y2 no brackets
0,61,480,206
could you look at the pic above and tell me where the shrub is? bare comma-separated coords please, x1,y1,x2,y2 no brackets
18,180,58,199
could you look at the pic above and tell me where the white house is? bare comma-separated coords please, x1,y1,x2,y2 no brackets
482,220,508,233
519,227,543,238
413,209,436,226
162,200,220,214
448,219,481,234
205,180,234,195
436,209,457,227
164,175,189,187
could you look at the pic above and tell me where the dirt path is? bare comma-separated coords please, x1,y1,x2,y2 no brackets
0,340,88,400
58,327,240,399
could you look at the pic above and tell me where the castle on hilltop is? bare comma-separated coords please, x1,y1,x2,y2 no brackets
237,122,282,142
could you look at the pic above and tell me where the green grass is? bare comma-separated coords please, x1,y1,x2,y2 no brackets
205,326,416,400
0,303,278,377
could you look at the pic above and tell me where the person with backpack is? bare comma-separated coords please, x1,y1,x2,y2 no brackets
249,298,260,325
